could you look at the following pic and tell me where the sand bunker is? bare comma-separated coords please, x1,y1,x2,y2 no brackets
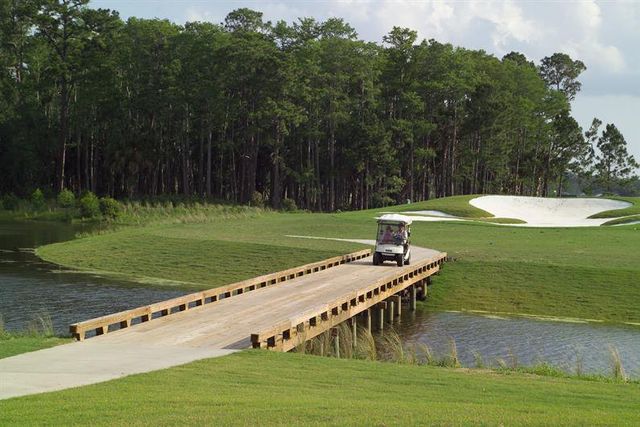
469,196,631,227
403,210,457,218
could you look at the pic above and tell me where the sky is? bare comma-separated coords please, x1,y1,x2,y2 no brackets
91,0,640,160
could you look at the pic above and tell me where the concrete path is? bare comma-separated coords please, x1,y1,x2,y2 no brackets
0,245,442,400
0,343,236,399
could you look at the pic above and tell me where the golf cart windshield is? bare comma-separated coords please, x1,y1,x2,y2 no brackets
376,222,407,245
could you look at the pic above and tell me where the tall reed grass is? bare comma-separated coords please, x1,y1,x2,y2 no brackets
291,319,635,383
0,312,56,339
27,312,55,337
118,202,265,226
609,345,626,381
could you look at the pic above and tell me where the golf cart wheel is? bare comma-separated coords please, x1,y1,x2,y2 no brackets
396,254,404,267
373,252,381,265
405,256,410,265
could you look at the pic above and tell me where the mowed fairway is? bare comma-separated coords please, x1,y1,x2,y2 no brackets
37,199,640,323
0,351,638,426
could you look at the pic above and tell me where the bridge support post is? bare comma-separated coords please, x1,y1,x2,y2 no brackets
377,303,386,331
365,309,372,333
393,295,401,318
350,317,357,349
410,285,417,311
418,279,428,301
388,299,395,323
331,328,340,358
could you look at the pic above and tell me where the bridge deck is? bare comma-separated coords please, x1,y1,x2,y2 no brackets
0,246,444,399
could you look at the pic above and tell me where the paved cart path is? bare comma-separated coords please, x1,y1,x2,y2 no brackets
0,245,442,400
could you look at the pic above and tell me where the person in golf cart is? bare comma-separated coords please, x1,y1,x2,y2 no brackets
372,214,412,267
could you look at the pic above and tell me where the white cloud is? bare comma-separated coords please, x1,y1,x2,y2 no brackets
468,1,541,51
185,7,209,23
554,0,627,73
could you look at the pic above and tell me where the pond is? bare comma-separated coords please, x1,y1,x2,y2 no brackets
395,309,640,378
0,220,187,333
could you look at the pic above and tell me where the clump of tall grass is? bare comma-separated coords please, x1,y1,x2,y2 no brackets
442,337,461,368
417,343,436,366
609,345,626,381
26,312,54,337
356,327,377,361
507,348,518,370
472,350,485,368
0,312,57,340
495,358,508,370
574,349,584,377
289,320,637,383
118,201,266,227
0,314,6,338
526,361,567,377
379,328,405,363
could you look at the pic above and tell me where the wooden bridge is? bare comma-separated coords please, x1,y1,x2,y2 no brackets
0,245,446,399
69,247,446,349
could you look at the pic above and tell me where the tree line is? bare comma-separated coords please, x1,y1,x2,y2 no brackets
1,1,638,210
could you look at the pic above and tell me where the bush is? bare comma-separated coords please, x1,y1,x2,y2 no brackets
99,197,122,219
31,188,45,211
57,189,76,208
79,192,100,218
250,191,264,208
282,197,297,212
2,194,20,210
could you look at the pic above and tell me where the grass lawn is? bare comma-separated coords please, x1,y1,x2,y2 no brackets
383,194,493,217
1,350,638,426
37,217,365,289
412,221,640,323
588,196,640,218
37,201,640,323
0,335,70,360
603,215,640,226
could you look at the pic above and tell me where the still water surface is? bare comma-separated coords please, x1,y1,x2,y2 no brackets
1,220,638,377
396,310,640,378
0,220,187,333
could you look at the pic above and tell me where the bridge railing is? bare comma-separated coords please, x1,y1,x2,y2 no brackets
70,248,371,341
250,252,447,352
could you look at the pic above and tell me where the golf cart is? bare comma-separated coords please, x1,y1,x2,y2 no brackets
372,214,412,267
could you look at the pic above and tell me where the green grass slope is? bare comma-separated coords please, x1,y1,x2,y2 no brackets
37,214,366,289
588,197,640,218
413,222,640,323
37,203,640,323
1,351,638,426
381,194,492,218
602,215,640,226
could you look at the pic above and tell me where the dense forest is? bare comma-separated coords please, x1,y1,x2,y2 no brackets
1,1,638,210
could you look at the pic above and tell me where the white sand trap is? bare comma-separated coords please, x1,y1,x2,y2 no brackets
469,196,631,227
393,210,457,218
401,215,465,223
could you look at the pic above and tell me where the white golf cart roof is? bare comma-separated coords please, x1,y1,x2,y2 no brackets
377,214,413,225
